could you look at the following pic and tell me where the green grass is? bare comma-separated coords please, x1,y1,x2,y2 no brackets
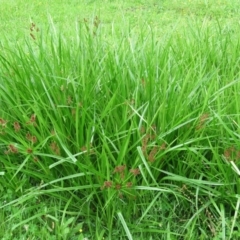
1,0,240,239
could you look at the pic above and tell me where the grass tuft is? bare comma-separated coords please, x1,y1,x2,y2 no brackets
1,1,240,239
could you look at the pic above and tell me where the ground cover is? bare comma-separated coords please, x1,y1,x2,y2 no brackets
1,0,240,239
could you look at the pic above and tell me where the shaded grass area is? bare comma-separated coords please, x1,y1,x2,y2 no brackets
1,1,240,239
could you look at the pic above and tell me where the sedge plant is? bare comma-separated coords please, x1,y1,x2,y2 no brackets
0,15,240,239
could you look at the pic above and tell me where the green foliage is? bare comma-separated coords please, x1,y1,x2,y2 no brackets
1,0,240,239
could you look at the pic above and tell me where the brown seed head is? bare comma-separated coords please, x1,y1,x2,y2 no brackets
9,144,18,153
113,165,126,174
13,122,21,132
130,168,141,176
126,182,133,188
115,183,122,190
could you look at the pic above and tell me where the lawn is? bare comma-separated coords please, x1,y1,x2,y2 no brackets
1,0,240,239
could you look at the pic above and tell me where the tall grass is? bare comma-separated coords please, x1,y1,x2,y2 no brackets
1,17,240,239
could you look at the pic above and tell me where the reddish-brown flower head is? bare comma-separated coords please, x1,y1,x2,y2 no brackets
8,144,18,153
115,183,122,190
27,148,33,154
113,165,126,173
126,182,133,188
101,181,113,190
130,168,141,176
13,122,21,132
0,118,7,127
27,114,37,126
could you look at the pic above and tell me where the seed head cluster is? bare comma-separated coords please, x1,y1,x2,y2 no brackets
141,125,167,163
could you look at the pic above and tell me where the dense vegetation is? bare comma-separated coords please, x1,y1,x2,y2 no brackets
1,1,240,239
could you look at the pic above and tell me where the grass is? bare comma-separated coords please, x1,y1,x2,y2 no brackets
1,0,240,239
